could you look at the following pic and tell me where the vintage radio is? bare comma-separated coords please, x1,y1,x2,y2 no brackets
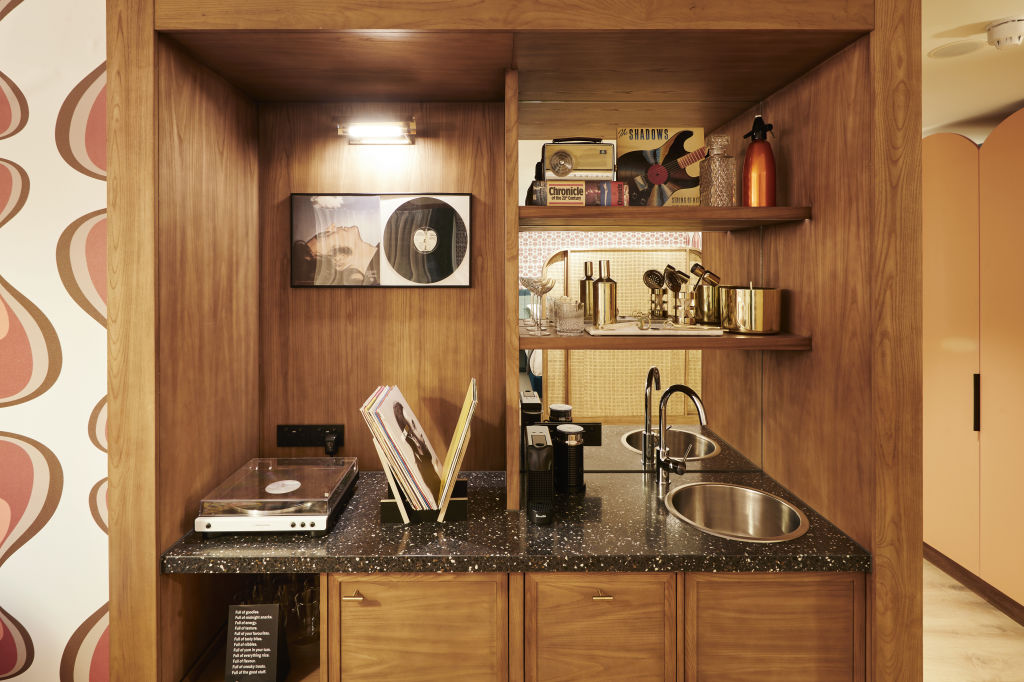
543,139,616,180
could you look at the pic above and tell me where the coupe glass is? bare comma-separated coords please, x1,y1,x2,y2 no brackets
530,277,556,336
519,276,538,331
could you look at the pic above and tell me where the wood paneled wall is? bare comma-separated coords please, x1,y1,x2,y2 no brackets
258,102,506,472
107,0,159,678
714,39,876,547
867,0,923,675
155,38,260,680
707,0,923,677
504,71,521,508
701,224,762,464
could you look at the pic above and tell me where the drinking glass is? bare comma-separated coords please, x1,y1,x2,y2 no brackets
555,300,585,335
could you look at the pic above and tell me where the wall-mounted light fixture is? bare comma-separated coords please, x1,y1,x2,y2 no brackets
338,118,416,145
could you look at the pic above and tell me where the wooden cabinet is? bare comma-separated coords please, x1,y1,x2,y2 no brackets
321,571,863,680
683,573,864,681
923,114,1024,606
979,109,1024,606
921,133,981,573
523,573,675,682
325,573,508,682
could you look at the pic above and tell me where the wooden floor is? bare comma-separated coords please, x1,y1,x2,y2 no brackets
924,560,1024,681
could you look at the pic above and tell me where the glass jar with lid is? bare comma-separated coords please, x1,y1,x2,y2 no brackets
699,134,737,207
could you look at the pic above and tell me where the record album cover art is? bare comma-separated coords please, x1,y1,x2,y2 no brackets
616,127,705,206
291,193,471,287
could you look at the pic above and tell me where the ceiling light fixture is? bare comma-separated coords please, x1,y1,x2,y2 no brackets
339,118,416,145
987,16,1024,50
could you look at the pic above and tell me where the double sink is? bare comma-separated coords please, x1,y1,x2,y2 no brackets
615,423,811,544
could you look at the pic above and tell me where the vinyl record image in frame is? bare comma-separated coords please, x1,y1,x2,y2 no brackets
379,194,471,287
290,193,471,287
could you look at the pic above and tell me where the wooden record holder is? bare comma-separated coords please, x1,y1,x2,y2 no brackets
367,379,478,524
380,479,469,524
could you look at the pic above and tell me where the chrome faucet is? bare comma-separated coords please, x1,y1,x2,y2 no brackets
642,367,661,469
656,384,708,488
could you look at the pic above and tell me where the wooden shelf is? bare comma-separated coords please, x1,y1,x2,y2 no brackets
518,205,811,231
519,332,811,351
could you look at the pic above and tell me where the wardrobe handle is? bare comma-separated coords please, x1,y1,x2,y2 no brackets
973,374,980,432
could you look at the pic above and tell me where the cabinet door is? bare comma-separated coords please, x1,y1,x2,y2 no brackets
327,573,508,682
683,573,864,682
524,572,675,682
922,133,981,572
980,108,1024,606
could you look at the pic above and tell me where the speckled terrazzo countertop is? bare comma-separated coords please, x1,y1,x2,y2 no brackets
161,471,870,574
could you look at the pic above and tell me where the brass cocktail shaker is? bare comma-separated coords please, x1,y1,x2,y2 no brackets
593,260,617,328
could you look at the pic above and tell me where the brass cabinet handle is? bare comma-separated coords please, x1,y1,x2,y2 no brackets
592,589,614,601
341,590,365,602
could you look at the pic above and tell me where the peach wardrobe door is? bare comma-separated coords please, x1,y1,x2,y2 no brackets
922,133,980,573
979,108,1024,606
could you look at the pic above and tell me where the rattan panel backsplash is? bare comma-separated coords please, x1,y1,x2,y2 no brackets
540,247,703,423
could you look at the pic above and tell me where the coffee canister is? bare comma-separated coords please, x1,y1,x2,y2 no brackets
719,286,781,334
554,423,585,495
548,403,573,422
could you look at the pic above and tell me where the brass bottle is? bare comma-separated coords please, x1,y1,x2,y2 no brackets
593,260,618,328
579,261,596,324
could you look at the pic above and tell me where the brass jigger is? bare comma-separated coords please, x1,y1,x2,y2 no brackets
688,263,720,323
690,262,709,288
690,262,721,288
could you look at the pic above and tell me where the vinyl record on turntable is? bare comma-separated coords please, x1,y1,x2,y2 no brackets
381,195,470,286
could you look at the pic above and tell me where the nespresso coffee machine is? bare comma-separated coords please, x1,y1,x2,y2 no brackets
524,425,554,525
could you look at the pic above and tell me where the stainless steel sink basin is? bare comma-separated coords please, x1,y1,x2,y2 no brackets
664,482,810,543
621,428,720,460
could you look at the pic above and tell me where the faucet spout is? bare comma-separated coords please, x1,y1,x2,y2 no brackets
643,367,661,469
655,384,708,487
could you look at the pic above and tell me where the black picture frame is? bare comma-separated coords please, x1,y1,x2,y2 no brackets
289,193,472,288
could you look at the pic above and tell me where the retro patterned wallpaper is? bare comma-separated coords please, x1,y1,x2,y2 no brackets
0,1,108,680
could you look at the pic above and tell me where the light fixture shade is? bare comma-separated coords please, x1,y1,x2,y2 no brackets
339,118,416,145
987,17,1024,50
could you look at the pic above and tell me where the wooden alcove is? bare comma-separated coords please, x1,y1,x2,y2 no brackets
107,1,921,679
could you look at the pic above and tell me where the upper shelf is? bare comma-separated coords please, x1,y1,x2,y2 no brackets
520,332,811,351
518,206,811,232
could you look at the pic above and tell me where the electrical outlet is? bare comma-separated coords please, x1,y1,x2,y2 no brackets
276,425,345,449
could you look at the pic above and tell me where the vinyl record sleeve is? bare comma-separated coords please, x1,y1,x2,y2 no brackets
616,127,705,207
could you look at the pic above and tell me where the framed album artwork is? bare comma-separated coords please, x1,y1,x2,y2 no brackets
290,193,472,287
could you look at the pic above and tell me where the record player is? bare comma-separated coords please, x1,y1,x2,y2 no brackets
195,457,358,536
